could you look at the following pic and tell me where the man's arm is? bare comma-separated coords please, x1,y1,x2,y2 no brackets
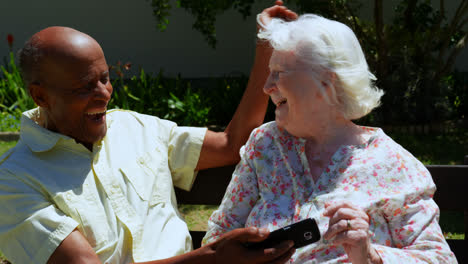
48,228,295,264
47,229,101,264
196,1,297,171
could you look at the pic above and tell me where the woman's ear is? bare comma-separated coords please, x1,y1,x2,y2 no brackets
29,83,49,108
320,72,341,104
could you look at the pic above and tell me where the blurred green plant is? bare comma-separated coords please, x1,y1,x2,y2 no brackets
107,62,246,127
0,34,36,131
146,0,255,48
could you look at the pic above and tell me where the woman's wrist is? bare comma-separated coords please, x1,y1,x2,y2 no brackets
368,246,383,264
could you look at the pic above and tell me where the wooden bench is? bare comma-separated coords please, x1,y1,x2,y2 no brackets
176,163,468,263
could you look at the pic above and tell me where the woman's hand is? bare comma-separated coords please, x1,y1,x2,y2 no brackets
323,201,382,264
257,1,298,32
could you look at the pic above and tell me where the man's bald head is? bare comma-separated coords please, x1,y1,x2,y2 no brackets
18,26,104,90
18,27,112,150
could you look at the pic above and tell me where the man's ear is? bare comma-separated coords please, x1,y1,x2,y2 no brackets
29,83,49,108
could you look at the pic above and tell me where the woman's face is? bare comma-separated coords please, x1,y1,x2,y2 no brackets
263,50,332,136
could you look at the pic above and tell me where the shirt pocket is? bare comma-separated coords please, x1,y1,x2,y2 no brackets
119,151,173,205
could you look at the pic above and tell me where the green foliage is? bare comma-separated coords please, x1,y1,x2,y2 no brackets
108,65,246,126
0,112,20,132
147,0,255,48
0,51,36,131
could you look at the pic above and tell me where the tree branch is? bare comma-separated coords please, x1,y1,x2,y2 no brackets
374,0,387,78
436,32,467,81
404,0,418,34
344,2,368,42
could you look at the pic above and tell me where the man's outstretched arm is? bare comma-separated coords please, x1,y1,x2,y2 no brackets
196,1,297,171
48,227,295,264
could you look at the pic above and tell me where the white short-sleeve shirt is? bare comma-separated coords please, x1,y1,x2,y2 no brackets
0,108,207,264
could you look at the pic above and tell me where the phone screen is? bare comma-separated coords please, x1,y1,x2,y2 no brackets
245,218,321,249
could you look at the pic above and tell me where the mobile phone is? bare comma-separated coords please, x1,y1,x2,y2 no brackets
245,218,321,249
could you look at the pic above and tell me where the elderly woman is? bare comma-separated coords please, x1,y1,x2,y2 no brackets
202,14,457,263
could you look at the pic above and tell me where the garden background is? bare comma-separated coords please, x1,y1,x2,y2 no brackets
0,0,467,262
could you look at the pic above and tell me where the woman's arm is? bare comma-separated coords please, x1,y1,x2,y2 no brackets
373,192,456,263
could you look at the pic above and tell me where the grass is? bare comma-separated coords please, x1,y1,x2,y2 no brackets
0,141,16,157
178,204,218,231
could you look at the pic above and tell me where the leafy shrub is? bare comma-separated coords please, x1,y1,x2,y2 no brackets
108,65,247,127
0,51,36,130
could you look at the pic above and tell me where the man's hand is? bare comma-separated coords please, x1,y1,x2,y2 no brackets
209,227,295,264
257,0,298,32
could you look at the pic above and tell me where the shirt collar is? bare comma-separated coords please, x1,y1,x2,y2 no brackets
20,108,114,153
20,108,76,152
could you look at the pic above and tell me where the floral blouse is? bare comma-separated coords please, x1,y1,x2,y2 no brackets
202,122,457,263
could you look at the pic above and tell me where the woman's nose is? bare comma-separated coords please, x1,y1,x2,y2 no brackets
263,73,277,95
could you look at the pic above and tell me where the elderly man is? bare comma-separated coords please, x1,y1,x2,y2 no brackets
0,2,297,264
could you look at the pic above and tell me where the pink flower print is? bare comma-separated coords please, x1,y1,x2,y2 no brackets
393,208,402,216
271,187,278,194
398,162,408,172
280,184,287,194
300,145,305,153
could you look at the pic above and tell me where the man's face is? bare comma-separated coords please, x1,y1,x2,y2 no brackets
39,42,113,148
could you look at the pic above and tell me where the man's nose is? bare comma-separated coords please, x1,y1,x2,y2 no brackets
263,73,277,95
94,81,112,101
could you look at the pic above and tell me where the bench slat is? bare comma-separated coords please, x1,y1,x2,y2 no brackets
177,165,468,210
428,165,468,211
175,165,234,205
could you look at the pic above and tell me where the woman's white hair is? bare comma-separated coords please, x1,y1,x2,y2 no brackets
258,14,384,120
